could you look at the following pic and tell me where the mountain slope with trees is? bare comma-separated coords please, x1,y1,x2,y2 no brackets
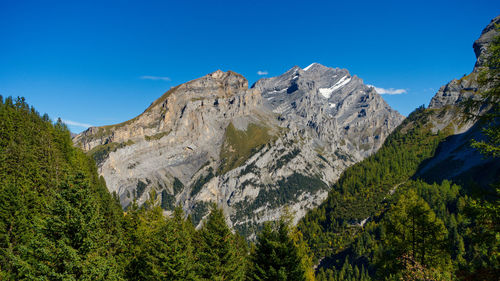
0,96,125,279
0,96,314,280
298,16,500,280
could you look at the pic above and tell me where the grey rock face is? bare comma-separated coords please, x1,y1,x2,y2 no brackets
415,106,500,187
430,15,499,109
473,15,500,70
422,15,500,185
254,63,403,161
74,64,403,236
428,76,480,109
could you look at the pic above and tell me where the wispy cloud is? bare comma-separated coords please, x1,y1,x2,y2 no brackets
257,70,268,76
140,75,171,81
368,85,407,95
62,119,94,128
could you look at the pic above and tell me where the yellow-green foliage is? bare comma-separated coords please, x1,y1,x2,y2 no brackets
219,122,274,174
145,130,171,141
457,72,477,83
88,139,135,165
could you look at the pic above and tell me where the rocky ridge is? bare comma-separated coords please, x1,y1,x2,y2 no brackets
419,15,500,185
429,15,500,109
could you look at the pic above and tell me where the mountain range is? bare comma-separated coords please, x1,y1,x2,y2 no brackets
74,56,404,236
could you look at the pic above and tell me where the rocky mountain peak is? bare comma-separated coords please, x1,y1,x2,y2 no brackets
178,69,249,98
253,64,401,158
429,16,499,109
473,15,500,70
209,69,248,89
302,62,333,73
210,69,227,79
252,64,355,113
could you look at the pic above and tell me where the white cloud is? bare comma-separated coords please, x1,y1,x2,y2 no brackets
140,75,171,81
257,70,268,76
62,119,94,128
368,85,407,95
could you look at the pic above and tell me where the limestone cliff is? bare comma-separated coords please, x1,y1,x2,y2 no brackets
75,64,404,236
419,15,500,186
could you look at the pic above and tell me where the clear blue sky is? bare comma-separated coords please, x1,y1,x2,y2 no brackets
1,0,499,133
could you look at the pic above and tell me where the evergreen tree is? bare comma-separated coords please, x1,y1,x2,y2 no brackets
381,190,451,279
123,193,199,281
464,188,500,279
0,96,124,280
196,204,247,281
160,207,198,280
249,219,306,281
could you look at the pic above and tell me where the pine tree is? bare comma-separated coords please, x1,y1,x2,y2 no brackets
0,96,124,280
196,204,247,281
249,219,306,281
465,188,500,280
382,190,451,278
123,191,199,281
160,207,198,280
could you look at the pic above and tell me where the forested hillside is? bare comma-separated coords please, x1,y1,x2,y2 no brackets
298,24,500,280
0,96,315,280
0,96,125,279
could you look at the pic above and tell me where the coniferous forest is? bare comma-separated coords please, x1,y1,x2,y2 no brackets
1,18,499,281
0,96,316,280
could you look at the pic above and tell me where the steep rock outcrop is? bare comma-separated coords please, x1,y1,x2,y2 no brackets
473,15,500,70
429,15,500,109
419,15,500,185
